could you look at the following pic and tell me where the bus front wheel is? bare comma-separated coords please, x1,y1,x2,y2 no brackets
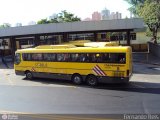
72,74,83,85
86,75,98,86
25,71,33,80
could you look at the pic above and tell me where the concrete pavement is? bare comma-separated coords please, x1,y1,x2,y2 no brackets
0,53,160,116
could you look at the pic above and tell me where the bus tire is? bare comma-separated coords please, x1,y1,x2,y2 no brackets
72,74,83,85
25,71,33,80
86,75,98,86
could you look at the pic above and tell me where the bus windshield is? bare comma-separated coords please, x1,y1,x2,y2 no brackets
14,53,21,65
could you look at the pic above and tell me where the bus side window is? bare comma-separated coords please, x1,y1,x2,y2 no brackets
109,53,117,63
31,54,36,61
43,53,56,61
79,54,86,62
101,53,110,63
31,53,43,61
43,53,49,61
118,53,126,63
22,53,27,61
63,54,70,62
22,53,31,61
91,53,96,62
57,54,63,62
71,54,79,62
86,54,92,62
96,53,102,62
27,54,32,61
50,54,56,61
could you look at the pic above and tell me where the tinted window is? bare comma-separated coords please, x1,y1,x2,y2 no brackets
71,54,79,62
43,53,56,61
14,53,21,64
22,52,126,63
31,53,43,61
57,53,70,62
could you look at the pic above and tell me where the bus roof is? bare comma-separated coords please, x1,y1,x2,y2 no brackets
83,42,119,47
62,40,119,47
16,46,131,53
35,44,76,49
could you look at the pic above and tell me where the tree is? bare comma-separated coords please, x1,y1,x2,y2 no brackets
124,0,145,15
0,23,11,28
37,10,81,24
137,0,160,43
125,0,160,43
57,10,81,22
49,18,59,23
37,18,50,24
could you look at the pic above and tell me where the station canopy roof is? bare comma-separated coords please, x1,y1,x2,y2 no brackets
0,18,144,37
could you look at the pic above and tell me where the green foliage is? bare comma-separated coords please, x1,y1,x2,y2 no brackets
124,0,160,43
57,10,81,22
0,23,11,28
37,10,81,24
124,0,145,15
37,19,50,24
145,27,152,37
137,0,160,42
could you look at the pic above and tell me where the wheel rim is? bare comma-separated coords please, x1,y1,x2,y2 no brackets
88,76,97,86
73,76,81,84
26,72,32,79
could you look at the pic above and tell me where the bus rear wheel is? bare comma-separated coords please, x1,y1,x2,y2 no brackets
25,71,33,80
86,75,98,86
72,74,83,85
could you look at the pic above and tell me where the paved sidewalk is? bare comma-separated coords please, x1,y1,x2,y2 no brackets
133,52,160,66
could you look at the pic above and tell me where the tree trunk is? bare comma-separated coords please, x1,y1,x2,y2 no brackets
152,29,157,44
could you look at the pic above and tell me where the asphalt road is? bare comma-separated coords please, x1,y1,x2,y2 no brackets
0,62,160,119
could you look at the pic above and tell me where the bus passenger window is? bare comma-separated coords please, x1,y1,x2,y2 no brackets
63,54,70,62
57,54,64,62
32,53,43,61
96,53,102,62
43,53,56,61
22,53,27,61
118,53,126,63
109,53,117,63
50,54,56,61
27,54,32,61
79,54,86,62
91,53,97,62
71,54,79,62
22,53,32,61
85,54,91,62
57,54,70,62
102,53,110,63
43,54,49,61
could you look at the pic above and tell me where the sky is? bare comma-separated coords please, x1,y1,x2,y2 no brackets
0,0,130,26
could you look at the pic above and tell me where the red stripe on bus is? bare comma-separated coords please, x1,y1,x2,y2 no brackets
95,65,106,76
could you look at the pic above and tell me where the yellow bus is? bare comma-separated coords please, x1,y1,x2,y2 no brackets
14,45,132,86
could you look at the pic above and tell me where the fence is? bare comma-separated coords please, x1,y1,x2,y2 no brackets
148,42,160,58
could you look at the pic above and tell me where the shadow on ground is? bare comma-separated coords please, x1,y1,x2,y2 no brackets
22,77,160,95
